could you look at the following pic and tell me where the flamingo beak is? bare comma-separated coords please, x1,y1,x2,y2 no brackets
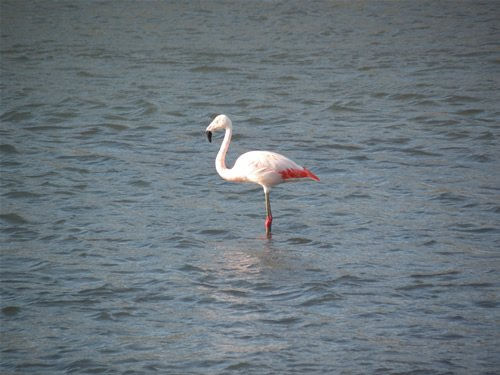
206,131,212,143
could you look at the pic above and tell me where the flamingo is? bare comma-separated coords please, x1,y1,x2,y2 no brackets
205,114,319,238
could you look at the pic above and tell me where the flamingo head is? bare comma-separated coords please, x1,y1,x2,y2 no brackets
205,114,232,143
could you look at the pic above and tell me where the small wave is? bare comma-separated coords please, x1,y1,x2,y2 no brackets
3,191,41,199
259,316,301,325
103,114,128,121
93,311,113,321
78,284,142,297
400,147,441,157
444,95,481,104
166,111,186,117
317,143,363,151
344,192,371,200
104,123,129,131
78,127,100,137
467,154,492,163
396,283,435,291
0,144,19,154
443,130,470,140
333,274,377,286
199,228,230,236
1,306,21,316
410,270,460,279
129,179,151,188
134,125,158,131
456,109,484,116
77,70,98,78
475,300,498,308
134,293,175,303
435,333,466,341
26,125,70,132
63,166,90,175
371,92,389,98
220,289,248,297
0,213,29,225
432,191,467,203
178,264,206,273
0,110,33,123
363,137,410,146
451,225,497,234
278,75,299,81
286,237,312,245
325,101,358,113
300,292,342,307
190,65,239,73
51,111,78,120
174,238,206,249
348,155,369,161
475,131,495,141
264,289,304,302
225,362,253,371
389,93,427,101
134,99,158,116
419,239,437,247
358,65,378,71
65,359,108,373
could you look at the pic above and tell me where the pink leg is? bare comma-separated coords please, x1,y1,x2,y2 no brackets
264,188,272,238
265,215,273,238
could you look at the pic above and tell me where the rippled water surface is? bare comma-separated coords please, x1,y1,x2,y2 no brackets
1,1,500,374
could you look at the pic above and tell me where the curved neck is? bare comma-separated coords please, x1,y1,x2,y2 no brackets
215,126,233,181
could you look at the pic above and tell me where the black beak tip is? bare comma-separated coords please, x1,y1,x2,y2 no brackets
206,131,212,143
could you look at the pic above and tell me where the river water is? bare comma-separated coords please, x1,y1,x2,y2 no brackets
1,1,499,374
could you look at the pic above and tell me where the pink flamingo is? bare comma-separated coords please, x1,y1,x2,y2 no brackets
205,114,319,238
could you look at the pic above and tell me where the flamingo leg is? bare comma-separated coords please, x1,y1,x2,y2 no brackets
264,188,272,238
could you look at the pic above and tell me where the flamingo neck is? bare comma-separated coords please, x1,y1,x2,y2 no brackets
215,126,234,181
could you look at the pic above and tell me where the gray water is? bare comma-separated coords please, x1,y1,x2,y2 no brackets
1,1,500,374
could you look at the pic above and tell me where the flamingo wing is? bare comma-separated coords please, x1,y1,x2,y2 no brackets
232,151,319,187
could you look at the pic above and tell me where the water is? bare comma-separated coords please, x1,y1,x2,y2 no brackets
1,0,499,373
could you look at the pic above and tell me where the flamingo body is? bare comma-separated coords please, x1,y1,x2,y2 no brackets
205,114,319,237
230,150,319,187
